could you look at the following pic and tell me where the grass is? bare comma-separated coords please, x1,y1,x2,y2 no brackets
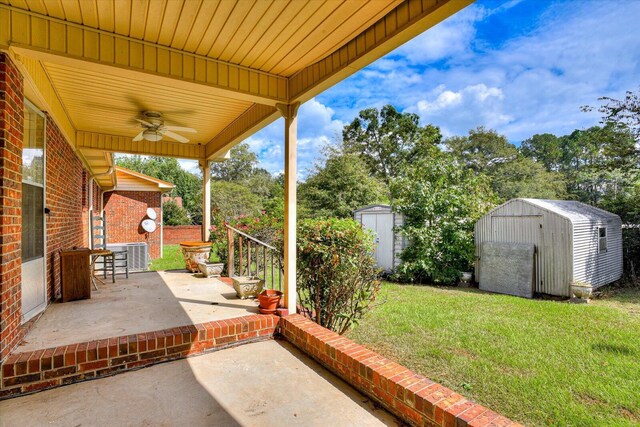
346,283,640,427
148,244,187,271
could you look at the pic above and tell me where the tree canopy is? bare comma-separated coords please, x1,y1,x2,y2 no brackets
342,105,441,185
299,151,388,218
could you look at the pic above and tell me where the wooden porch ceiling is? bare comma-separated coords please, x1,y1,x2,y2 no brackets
0,0,472,175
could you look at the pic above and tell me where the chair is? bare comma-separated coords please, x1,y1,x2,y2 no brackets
90,212,129,288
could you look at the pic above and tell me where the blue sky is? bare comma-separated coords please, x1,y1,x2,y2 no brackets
184,0,640,177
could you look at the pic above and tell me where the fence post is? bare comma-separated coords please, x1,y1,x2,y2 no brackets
227,227,235,277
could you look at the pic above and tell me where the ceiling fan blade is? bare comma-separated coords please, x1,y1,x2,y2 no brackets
135,118,154,127
163,130,190,143
132,131,145,142
163,126,197,133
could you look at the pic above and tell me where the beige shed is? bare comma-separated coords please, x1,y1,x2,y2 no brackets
475,199,623,297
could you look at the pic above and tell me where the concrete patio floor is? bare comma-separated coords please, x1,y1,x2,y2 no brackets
18,271,258,352
0,340,398,427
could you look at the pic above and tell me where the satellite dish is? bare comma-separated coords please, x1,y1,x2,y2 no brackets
146,208,157,220
141,219,157,233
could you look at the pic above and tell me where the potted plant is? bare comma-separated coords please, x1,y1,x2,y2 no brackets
197,238,224,278
258,289,283,314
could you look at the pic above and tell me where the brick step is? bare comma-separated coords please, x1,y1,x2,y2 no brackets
0,314,278,399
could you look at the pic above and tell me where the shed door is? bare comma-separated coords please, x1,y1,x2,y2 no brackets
490,216,543,291
361,213,394,271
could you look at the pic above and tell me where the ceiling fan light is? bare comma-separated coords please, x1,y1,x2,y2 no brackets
143,129,162,142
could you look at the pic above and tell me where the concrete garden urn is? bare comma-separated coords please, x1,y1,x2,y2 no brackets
179,242,212,273
570,282,593,303
198,261,224,278
232,276,264,299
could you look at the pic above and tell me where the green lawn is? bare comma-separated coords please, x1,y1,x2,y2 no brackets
346,283,640,427
149,244,190,271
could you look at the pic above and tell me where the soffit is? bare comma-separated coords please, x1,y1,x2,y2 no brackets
3,0,401,77
42,60,253,145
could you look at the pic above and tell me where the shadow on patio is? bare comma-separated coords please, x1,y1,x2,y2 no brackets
17,271,259,352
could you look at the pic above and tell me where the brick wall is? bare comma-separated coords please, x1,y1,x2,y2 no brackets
280,315,522,427
103,191,162,259
45,114,86,301
0,54,24,362
163,225,202,245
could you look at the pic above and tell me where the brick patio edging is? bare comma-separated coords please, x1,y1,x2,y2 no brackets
279,314,523,427
0,314,278,399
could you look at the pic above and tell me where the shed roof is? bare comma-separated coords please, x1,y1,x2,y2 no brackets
517,199,619,222
353,204,392,213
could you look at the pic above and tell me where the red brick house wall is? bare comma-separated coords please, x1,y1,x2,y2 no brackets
103,191,162,259
45,113,86,301
163,225,201,245
0,54,24,361
0,54,91,361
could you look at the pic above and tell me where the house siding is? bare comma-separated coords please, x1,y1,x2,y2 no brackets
103,191,162,259
0,54,91,361
45,113,87,302
572,217,623,288
0,53,24,361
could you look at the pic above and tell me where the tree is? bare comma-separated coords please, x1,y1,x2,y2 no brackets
445,126,518,173
299,152,388,218
342,105,441,185
162,200,191,226
490,157,567,200
390,148,496,284
210,181,263,221
559,124,637,205
586,88,640,141
210,143,259,182
520,133,562,171
446,127,566,201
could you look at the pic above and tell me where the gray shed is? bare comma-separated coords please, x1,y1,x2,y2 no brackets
354,205,405,272
475,199,623,297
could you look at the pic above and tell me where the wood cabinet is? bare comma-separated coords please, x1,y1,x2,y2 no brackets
60,248,91,302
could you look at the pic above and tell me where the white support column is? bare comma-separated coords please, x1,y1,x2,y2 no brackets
277,102,300,312
200,159,211,242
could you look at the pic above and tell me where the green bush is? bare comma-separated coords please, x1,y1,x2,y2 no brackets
296,218,381,334
391,150,496,284
162,200,192,226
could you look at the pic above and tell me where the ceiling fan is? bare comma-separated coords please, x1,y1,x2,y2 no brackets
132,111,196,143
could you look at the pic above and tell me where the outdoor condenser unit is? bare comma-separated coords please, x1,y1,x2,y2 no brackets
106,242,149,273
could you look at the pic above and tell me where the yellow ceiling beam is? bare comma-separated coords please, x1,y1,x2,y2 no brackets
0,5,288,106
289,0,474,104
76,131,206,161
205,104,279,161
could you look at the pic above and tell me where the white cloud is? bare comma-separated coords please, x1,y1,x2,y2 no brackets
318,0,640,142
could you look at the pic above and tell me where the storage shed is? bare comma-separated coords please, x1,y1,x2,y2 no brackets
354,205,405,272
475,199,623,297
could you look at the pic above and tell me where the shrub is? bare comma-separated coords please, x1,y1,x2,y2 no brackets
296,218,381,334
391,151,496,284
162,200,191,226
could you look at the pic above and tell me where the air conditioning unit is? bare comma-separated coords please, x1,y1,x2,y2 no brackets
105,242,149,273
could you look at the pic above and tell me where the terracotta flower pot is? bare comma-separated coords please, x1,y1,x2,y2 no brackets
258,289,283,314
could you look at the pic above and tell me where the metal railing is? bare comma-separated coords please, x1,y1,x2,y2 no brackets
225,224,283,291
